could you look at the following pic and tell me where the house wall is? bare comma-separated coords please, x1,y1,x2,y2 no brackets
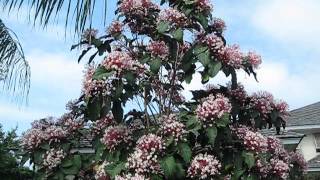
298,134,319,161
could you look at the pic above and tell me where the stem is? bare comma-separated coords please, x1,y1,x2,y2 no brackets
167,43,179,115
230,68,238,123
144,88,150,129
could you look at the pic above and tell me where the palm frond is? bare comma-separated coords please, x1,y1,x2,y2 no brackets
0,19,30,103
2,0,108,35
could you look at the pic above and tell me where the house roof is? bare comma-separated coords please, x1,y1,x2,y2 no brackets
259,128,304,139
287,101,320,127
308,155,320,169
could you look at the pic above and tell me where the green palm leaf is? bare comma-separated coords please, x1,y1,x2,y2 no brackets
0,19,30,102
2,0,108,34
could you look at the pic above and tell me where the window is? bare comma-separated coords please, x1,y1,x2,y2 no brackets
314,133,320,152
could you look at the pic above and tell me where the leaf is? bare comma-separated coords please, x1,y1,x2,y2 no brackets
93,66,113,80
150,58,162,74
73,155,82,169
62,158,73,168
172,28,183,41
208,61,222,77
160,156,176,179
205,126,217,145
242,152,255,169
157,21,170,33
232,169,245,180
87,97,102,121
198,50,210,66
106,162,126,178
178,142,192,163
40,143,50,150
62,166,79,175
196,14,209,29
216,114,230,127
77,47,91,63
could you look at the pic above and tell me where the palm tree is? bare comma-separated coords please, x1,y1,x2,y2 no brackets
0,0,108,101
0,19,30,102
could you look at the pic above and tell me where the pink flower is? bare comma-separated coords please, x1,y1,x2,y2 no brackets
242,130,268,153
196,94,231,126
270,158,290,179
119,0,159,16
246,51,262,69
59,115,83,132
136,134,164,153
211,18,226,32
228,82,247,103
289,152,307,172
21,128,44,150
95,161,109,180
218,44,244,69
115,173,149,180
201,33,224,54
158,8,188,27
146,40,169,59
187,153,221,179
195,0,213,13
273,100,289,121
107,21,123,35
126,149,162,175
43,148,65,169
101,125,132,151
255,159,269,178
92,113,114,135
250,91,274,118
159,114,186,142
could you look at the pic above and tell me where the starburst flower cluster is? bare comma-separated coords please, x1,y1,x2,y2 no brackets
196,94,231,126
94,161,109,180
42,148,65,170
158,8,188,27
250,91,274,117
92,113,114,135
126,134,164,175
108,21,123,35
270,158,290,179
218,44,244,69
136,134,164,153
100,125,132,151
81,28,98,42
187,153,221,179
119,0,159,16
289,152,307,172
255,159,269,178
115,173,149,180
211,18,226,33
159,114,186,143
21,123,68,150
146,40,169,59
228,82,247,103
58,114,83,132
201,33,224,54
274,100,289,121
128,119,145,131
243,130,267,153
245,51,262,69
102,51,144,73
195,0,213,13
267,136,283,155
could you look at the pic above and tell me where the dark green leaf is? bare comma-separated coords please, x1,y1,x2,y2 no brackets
205,126,217,145
106,162,126,178
178,142,192,163
62,166,79,175
208,61,222,77
112,100,123,123
216,114,230,127
157,21,170,33
172,28,183,41
242,152,255,169
160,156,176,179
73,155,82,169
150,58,162,74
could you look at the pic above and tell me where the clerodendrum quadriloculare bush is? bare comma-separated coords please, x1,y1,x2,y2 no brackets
20,0,307,179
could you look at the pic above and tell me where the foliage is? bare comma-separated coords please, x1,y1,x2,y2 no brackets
0,19,30,102
0,124,33,179
20,0,307,179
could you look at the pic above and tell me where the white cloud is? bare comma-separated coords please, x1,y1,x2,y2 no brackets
251,0,320,47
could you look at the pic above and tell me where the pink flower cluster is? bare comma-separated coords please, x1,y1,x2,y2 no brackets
245,51,262,69
21,124,68,150
187,153,221,179
196,94,231,126
107,21,123,35
289,152,307,172
119,0,159,16
146,40,169,59
250,91,274,117
59,114,83,132
126,134,164,175
42,148,65,170
270,158,290,179
211,18,226,33
82,28,98,42
242,130,267,153
201,33,224,54
115,173,149,180
92,113,114,135
274,100,289,121
218,45,244,69
136,134,164,153
228,82,247,103
255,159,269,178
195,0,213,13
159,114,186,143
158,8,188,27
100,125,132,151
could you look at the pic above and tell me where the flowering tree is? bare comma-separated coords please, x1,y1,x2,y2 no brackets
20,0,307,179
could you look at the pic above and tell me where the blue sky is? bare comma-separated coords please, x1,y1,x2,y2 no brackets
1,0,320,134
